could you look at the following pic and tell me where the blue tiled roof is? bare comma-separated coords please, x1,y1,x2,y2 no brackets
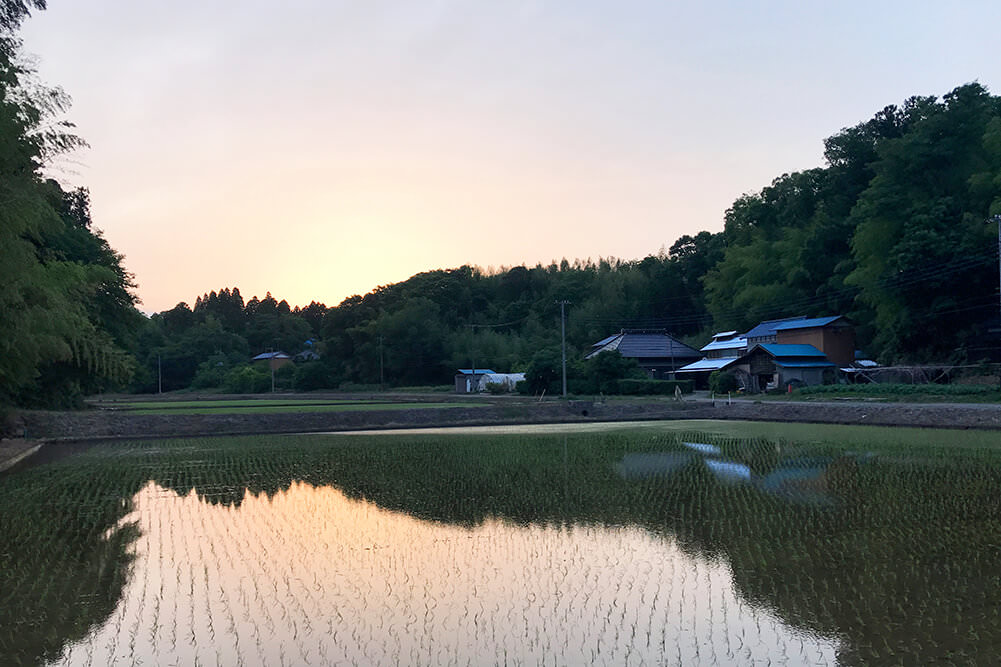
772,315,845,331
588,332,700,360
457,369,496,375
759,343,828,358
743,316,807,340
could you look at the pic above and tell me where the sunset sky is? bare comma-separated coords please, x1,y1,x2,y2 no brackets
19,1,1001,313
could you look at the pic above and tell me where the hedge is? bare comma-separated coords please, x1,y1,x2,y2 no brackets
617,379,694,395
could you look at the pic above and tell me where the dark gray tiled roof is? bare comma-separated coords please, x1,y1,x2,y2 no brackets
587,332,700,360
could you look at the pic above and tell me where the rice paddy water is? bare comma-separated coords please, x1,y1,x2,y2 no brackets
1,421,999,665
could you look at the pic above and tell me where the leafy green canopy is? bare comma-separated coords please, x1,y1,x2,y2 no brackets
0,4,143,406
705,83,1001,363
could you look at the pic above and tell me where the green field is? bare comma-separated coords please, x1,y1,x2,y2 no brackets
88,398,481,415
2,422,999,664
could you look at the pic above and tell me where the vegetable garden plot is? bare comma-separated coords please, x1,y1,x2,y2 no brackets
0,427,999,665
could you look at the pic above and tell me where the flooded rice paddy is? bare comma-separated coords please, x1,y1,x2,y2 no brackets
1,422,999,665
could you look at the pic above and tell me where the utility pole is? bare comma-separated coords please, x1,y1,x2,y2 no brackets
991,215,1001,387
557,300,570,397
470,324,476,393
379,335,384,390
157,354,162,394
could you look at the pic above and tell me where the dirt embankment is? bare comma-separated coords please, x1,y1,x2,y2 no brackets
13,399,1001,443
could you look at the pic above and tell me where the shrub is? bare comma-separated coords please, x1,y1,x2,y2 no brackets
222,364,272,394
709,370,739,394
293,362,333,391
484,382,508,395
617,379,694,395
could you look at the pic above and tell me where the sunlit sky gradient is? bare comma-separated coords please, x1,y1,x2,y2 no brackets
20,1,1001,313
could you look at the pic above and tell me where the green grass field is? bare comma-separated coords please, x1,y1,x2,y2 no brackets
121,402,481,415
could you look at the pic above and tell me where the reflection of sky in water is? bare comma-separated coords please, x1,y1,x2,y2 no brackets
52,481,839,666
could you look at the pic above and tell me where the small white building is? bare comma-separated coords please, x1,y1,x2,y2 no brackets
454,369,525,393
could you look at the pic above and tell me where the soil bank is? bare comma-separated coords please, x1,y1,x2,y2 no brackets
12,398,1001,444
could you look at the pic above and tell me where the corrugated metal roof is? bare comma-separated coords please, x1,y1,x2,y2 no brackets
676,358,739,373
712,330,738,339
772,315,845,331
457,369,497,375
759,343,828,358
743,316,808,340
592,334,619,347
700,337,747,353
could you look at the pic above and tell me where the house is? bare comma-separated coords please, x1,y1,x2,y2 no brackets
586,330,701,379
676,331,747,387
252,351,293,371
743,316,809,347
730,343,836,392
772,316,855,366
294,339,321,362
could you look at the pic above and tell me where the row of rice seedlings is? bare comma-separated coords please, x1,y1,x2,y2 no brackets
2,428,1000,663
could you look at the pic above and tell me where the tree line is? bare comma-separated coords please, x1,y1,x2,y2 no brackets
2,1,999,403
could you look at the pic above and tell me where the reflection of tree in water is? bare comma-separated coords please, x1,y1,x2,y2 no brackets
0,459,144,665
3,433,1000,664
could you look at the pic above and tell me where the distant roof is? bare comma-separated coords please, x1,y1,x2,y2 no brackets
252,351,291,360
772,315,846,331
586,332,700,361
676,358,739,373
591,334,619,348
712,330,738,339
743,316,808,340
701,336,747,353
758,343,829,358
456,369,496,375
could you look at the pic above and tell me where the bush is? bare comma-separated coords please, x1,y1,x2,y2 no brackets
616,379,694,395
484,382,508,395
222,364,272,393
709,370,739,394
190,361,228,389
293,362,334,391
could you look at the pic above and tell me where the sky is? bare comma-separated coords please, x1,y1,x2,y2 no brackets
19,1,1001,313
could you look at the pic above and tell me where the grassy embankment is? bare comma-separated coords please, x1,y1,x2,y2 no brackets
88,398,484,416
775,383,1001,403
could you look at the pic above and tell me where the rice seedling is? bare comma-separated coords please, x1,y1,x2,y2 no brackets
0,423,998,664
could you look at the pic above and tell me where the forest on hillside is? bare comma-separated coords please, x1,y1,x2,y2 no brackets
2,1,1000,404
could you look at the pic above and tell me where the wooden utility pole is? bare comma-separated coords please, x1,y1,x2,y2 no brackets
557,300,570,397
992,215,1001,387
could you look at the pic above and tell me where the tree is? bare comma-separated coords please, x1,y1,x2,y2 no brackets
0,10,141,405
847,84,1001,361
